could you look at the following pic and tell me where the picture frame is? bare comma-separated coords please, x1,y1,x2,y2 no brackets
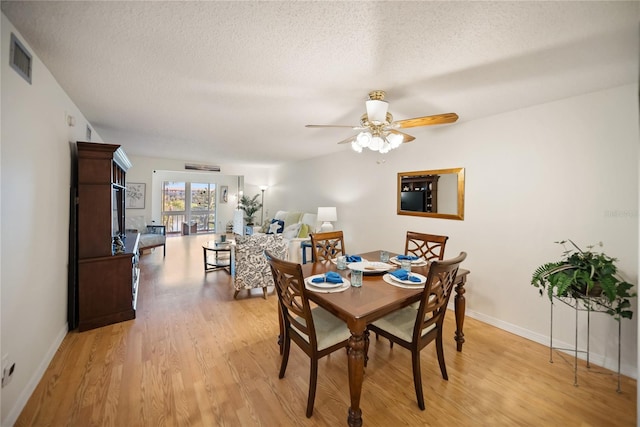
220,185,228,204
126,182,145,209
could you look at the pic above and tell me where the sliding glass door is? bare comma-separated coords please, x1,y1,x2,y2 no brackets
162,181,216,234
190,182,216,233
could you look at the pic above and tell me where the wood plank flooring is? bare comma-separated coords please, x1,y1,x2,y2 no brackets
16,234,636,426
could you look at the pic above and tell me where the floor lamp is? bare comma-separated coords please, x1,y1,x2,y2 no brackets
259,185,268,225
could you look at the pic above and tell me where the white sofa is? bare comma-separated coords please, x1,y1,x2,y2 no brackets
232,209,317,263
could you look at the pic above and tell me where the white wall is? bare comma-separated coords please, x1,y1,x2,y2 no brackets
125,154,271,232
0,15,105,426
269,85,639,377
1,10,637,424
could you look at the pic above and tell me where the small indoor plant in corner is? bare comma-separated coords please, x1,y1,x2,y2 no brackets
531,240,636,320
239,194,262,226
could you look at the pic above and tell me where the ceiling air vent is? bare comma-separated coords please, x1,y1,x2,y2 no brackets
185,163,220,172
10,33,32,84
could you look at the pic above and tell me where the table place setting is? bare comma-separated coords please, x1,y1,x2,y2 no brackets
305,271,351,293
332,254,365,269
347,261,393,274
389,254,429,267
383,268,427,289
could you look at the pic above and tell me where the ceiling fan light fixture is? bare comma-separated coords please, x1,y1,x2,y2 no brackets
356,131,372,147
351,141,363,153
366,99,389,124
369,135,383,151
379,141,392,154
387,133,403,148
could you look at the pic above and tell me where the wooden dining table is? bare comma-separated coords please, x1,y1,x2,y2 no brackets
300,250,469,427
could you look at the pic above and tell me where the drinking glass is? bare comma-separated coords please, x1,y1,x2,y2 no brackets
400,259,412,272
379,250,390,262
351,269,363,287
336,255,347,270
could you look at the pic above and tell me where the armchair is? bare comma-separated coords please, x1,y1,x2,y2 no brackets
233,233,288,299
125,216,166,256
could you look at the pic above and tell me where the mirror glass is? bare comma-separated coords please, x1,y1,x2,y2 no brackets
397,167,465,220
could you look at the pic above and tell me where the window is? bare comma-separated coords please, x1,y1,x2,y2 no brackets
162,181,216,234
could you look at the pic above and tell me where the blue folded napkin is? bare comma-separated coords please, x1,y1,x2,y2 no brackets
312,271,343,284
390,269,422,282
345,255,362,262
396,255,419,261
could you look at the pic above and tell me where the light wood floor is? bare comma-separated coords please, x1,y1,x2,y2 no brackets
16,235,636,426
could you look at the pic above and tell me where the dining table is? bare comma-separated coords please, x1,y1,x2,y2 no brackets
300,250,469,427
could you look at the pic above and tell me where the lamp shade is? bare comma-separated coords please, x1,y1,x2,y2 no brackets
317,207,337,222
366,99,389,124
317,207,337,232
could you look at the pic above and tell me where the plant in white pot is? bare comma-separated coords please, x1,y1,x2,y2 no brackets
239,194,262,226
531,240,635,320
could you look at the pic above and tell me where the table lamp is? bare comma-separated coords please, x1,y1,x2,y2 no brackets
317,207,337,232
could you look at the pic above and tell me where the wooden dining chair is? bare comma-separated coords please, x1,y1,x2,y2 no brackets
265,250,351,418
309,230,346,262
405,231,449,261
367,252,467,410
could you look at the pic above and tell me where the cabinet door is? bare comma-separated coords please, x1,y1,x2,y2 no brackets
78,183,113,258
78,255,134,331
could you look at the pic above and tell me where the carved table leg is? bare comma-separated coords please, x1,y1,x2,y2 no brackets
454,275,467,352
347,330,365,427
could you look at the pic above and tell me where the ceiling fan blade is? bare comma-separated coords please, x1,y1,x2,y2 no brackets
395,113,459,129
337,135,358,145
388,129,416,143
305,124,358,129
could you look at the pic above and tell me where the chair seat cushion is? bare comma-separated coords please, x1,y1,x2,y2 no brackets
371,307,436,342
293,306,351,351
139,233,165,248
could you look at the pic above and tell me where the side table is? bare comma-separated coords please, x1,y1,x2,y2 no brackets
301,240,313,264
203,240,234,274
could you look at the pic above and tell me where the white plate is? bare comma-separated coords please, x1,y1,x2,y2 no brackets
388,271,427,285
331,257,368,264
347,261,393,274
389,256,428,267
305,274,345,289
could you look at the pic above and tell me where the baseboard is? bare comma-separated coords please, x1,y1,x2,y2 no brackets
2,323,68,427
462,308,636,379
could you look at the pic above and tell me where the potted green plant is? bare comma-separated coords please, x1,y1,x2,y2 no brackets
531,240,635,320
239,194,262,226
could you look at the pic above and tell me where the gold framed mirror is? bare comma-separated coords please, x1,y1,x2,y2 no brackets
397,167,465,220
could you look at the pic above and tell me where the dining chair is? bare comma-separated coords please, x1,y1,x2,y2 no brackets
405,231,449,261
367,252,467,410
265,250,351,418
309,230,346,262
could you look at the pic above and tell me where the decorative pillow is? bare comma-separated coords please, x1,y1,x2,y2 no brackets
297,223,310,238
284,211,303,228
282,222,302,239
267,219,284,234
260,218,273,234
274,211,288,221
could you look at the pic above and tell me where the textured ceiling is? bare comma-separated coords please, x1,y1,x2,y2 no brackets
2,1,638,166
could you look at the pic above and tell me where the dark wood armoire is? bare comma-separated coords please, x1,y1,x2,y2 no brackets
69,141,140,331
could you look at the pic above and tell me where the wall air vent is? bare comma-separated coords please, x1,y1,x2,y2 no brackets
185,163,220,172
10,33,32,84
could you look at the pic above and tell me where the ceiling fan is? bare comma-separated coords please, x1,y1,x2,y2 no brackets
306,90,458,153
